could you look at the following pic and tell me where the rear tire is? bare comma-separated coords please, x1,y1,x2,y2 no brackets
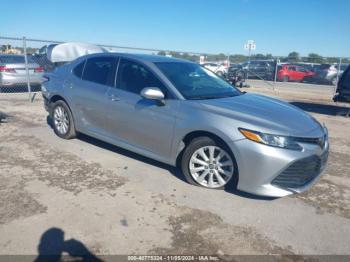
51,100,76,139
282,76,289,82
181,137,237,190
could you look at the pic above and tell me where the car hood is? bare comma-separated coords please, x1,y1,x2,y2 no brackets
197,93,323,137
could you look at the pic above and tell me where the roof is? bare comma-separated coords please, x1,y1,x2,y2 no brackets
116,53,192,63
70,51,195,64
0,54,24,57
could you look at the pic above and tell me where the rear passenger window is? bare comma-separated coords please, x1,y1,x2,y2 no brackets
82,57,117,86
116,59,167,95
73,61,85,78
342,70,350,89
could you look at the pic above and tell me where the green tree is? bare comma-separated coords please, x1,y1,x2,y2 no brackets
229,54,247,63
307,53,325,64
287,52,300,62
252,53,266,60
157,51,166,56
1,44,11,52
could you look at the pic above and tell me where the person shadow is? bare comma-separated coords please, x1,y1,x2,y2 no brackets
35,227,103,262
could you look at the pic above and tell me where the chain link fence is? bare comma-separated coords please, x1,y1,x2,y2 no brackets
1,36,349,101
0,36,215,101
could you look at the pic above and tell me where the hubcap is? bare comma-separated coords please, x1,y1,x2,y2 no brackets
53,106,69,135
189,146,234,188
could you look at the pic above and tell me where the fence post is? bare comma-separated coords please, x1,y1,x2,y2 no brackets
23,36,32,102
337,57,342,83
273,57,279,91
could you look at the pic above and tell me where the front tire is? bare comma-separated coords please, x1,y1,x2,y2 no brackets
51,100,76,139
181,137,237,190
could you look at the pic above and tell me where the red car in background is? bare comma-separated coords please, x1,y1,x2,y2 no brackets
278,64,315,82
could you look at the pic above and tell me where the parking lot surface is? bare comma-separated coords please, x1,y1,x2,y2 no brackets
0,81,350,258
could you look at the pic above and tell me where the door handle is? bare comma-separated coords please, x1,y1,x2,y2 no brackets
108,94,120,101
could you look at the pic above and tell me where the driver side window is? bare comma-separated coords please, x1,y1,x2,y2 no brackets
116,59,167,96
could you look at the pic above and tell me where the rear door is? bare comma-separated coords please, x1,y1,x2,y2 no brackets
254,62,269,79
294,66,306,81
287,66,298,81
70,56,118,135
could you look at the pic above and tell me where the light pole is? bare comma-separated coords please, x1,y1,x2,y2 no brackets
244,40,256,80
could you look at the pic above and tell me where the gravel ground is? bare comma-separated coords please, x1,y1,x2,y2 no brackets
0,82,349,260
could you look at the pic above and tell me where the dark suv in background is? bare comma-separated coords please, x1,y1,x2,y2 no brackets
334,65,350,102
241,60,276,80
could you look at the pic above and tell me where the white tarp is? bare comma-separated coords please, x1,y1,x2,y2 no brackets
47,42,109,63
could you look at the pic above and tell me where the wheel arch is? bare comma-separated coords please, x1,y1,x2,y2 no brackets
49,95,72,114
176,130,239,188
50,94,68,105
48,95,77,129
176,130,237,166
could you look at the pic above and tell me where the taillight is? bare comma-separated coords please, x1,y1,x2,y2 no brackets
0,66,15,73
35,67,44,73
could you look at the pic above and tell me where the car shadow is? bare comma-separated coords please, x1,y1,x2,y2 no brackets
77,132,186,182
34,227,103,262
46,115,185,183
46,115,277,201
290,101,350,116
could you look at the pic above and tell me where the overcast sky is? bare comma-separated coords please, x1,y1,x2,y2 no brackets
1,0,349,57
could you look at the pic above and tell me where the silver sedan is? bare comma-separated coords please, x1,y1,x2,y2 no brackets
42,53,329,197
0,54,44,90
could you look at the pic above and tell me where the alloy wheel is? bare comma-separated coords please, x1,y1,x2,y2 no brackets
189,146,234,188
53,106,69,135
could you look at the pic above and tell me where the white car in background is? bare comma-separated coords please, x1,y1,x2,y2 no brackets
202,62,227,77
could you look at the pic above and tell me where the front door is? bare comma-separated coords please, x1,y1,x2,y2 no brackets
105,58,178,161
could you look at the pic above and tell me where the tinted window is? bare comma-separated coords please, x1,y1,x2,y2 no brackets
341,70,350,90
0,55,34,64
319,64,331,70
250,61,259,66
73,61,85,78
340,64,348,71
82,57,116,86
116,59,166,95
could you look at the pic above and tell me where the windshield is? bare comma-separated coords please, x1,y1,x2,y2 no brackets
156,62,241,100
0,55,34,64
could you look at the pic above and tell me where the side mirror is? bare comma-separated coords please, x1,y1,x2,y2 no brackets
140,87,165,100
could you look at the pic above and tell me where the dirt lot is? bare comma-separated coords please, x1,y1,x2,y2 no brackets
0,81,350,259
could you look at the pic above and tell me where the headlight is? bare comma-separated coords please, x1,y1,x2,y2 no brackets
239,128,303,151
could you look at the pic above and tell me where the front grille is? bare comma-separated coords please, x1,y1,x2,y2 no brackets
272,153,328,189
296,135,327,149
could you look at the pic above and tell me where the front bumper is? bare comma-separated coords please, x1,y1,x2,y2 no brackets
228,137,329,197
